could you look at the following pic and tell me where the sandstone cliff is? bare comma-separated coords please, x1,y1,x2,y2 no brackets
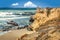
18,8,60,40
30,8,60,31
19,26,60,40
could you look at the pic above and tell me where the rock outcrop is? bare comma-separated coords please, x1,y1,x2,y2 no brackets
18,26,60,40
30,8,60,31
18,8,60,40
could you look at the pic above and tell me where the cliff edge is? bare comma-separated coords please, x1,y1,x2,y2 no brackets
18,8,60,40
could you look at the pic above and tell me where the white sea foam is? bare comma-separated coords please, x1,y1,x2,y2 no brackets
0,12,16,17
0,16,30,20
0,31,11,36
0,12,13,15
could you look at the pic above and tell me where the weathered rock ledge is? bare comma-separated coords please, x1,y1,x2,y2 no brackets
18,8,60,40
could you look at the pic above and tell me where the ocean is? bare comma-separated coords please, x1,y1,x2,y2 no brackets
0,8,36,30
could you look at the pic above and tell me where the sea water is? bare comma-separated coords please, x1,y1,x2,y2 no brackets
0,8,36,30
0,8,36,35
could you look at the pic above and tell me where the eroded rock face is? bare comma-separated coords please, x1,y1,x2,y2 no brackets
30,8,60,31
18,26,60,40
18,8,60,40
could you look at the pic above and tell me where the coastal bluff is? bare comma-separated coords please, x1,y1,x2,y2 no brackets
19,8,60,40
0,8,60,40
30,8,60,31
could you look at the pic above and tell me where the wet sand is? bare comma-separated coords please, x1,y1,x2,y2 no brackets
0,29,34,40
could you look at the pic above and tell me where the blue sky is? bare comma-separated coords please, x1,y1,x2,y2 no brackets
0,0,60,8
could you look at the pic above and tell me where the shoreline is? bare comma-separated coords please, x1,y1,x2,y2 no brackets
0,30,11,36
0,28,34,40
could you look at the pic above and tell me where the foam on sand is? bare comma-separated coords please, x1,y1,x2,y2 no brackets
0,31,11,36
0,29,34,40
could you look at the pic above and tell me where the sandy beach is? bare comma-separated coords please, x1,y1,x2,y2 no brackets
0,28,34,40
